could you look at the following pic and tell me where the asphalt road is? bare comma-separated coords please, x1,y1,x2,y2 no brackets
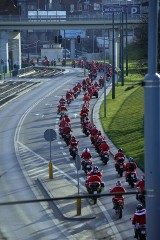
0,67,142,239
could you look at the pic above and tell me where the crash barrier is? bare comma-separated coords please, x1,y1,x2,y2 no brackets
0,192,138,204
18,66,34,76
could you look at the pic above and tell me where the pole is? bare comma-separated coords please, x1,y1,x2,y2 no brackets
121,12,124,86
103,30,106,117
112,12,115,99
125,12,128,76
49,141,53,179
144,0,160,239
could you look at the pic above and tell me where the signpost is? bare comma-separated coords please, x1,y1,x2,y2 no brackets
44,129,57,179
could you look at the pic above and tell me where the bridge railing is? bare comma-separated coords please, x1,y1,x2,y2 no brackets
0,14,146,23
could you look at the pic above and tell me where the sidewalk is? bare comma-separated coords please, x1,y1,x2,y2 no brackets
37,174,95,220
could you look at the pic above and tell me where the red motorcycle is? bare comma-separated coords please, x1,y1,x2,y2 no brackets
81,158,92,174
87,181,104,204
115,157,125,177
113,198,124,219
100,150,110,165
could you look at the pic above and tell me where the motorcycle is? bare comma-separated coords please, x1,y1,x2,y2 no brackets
115,157,125,177
113,199,124,219
66,98,72,105
130,219,146,240
82,126,90,137
64,134,71,146
70,142,78,160
81,158,92,174
71,63,76,68
101,151,110,165
92,89,98,98
87,181,104,204
126,171,138,188
135,224,147,240
136,187,145,207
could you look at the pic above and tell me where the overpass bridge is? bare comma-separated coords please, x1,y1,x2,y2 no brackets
0,15,144,73
0,15,142,30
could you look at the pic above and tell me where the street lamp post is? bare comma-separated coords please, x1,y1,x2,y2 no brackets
103,30,107,118
112,12,115,99
120,11,124,86
125,12,128,76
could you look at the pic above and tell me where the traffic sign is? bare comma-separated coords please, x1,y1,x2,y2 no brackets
44,129,57,142
75,155,81,171
103,5,140,14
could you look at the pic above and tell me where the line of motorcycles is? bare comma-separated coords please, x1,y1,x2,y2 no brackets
57,63,146,238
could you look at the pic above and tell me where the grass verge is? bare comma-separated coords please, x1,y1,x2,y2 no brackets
100,63,145,171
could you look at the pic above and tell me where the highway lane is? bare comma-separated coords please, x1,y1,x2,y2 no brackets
0,67,141,239
0,69,83,240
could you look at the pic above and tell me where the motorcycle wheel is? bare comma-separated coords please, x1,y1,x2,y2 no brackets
92,196,97,204
118,205,123,219
103,159,108,165
72,152,76,160
119,171,123,177
140,235,146,240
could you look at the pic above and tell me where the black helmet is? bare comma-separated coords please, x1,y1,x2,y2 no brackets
137,204,143,210
129,157,134,162
118,148,122,152
98,131,101,136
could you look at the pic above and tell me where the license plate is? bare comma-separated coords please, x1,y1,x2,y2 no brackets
141,230,146,234
131,174,135,177
86,165,90,168
93,190,97,195
120,165,123,169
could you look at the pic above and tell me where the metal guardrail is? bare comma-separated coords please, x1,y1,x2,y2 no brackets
0,14,144,22
18,66,33,76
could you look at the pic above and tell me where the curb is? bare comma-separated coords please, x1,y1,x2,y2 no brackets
36,178,96,220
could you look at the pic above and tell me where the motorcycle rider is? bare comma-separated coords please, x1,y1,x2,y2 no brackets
83,92,91,102
80,106,89,118
81,117,92,134
62,123,72,137
110,180,126,209
72,84,79,96
136,174,145,191
66,91,73,102
94,132,105,152
132,204,146,239
136,174,145,203
87,166,103,178
99,139,110,157
57,102,67,114
69,136,79,152
59,96,66,105
114,148,126,170
85,172,103,192
64,114,71,124
125,157,137,179
81,147,92,159
90,125,99,144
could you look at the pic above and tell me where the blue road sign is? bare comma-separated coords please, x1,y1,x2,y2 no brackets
44,129,57,142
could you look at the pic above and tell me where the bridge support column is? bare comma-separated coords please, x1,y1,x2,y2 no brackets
108,29,118,67
70,38,75,60
11,31,21,70
0,31,9,74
